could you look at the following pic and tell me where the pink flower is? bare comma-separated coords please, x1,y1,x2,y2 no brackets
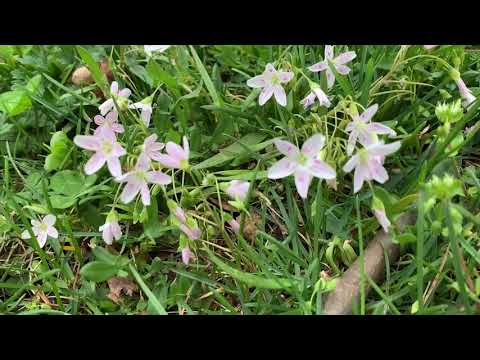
267,134,336,199
116,156,171,206
227,219,241,234
74,130,126,177
128,101,153,127
345,104,396,156
140,134,164,163
99,213,122,245
300,86,331,109
455,77,476,109
308,45,356,89
21,214,58,248
247,63,294,107
99,81,132,116
342,141,401,193
179,224,201,240
225,180,250,202
173,205,187,224
93,111,124,136
156,136,190,170
171,204,201,240
181,246,191,265
144,45,171,55
372,197,391,233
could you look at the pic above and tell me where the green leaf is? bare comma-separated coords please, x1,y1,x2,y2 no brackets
25,74,42,95
50,170,85,196
44,131,71,172
146,59,178,92
206,249,295,289
80,261,119,282
193,133,267,170
189,46,221,106
49,195,77,209
76,46,108,95
0,90,32,116
92,247,120,266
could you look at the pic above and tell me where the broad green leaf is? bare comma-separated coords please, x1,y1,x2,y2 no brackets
25,74,42,95
80,261,119,282
50,170,85,196
0,90,32,116
146,59,178,91
44,131,71,172
49,195,77,209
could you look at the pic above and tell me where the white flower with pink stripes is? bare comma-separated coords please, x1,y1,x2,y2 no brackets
308,45,356,89
247,63,294,107
99,81,132,116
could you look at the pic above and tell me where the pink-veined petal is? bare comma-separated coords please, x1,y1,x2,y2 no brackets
346,130,358,156
374,208,391,233
335,64,351,75
312,87,331,107
180,224,201,240
85,153,107,175
120,179,142,204
181,247,191,265
47,226,58,239
43,214,56,226
359,104,379,122
278,71,294,83
111,221,122,240
368,158,389,184
145,134,157,146
174,206,187,224
166,142,186,161
369,141,401,158
99,99,115,116
274,139,300,158
112,123,125,133
301,134,325,159
334,51,357,65
141,108,152,127
94,115,105,126
301,92,316,108
140,183,151,206
227,219,241,234
225,180,250,201
110,82,119,95
107,157,122,178
308,159,336,180
308,61,328,72
247,75,267,88
106,111,118,123
156,154,181,169
74,135,100,151
325,45,334,60
37,232,48,248
353,164,368,193
135,154,150,172
146,171,172,185
273,85,287,106
326,68,335,89
259,85,274,106
294,168,313,199
265,63,276,74
366,122,397,137
101,224,113,245
343,154,359,173
267,158,297,179
118,88,131,98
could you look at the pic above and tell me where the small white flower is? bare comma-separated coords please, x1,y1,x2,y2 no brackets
21,214,58,248
144,45,171,55
99,212,122,245
247,63,294,107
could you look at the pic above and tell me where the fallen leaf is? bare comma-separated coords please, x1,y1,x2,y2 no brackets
107,276,138,304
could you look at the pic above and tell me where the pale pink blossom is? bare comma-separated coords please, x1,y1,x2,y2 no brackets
140,134,164,163
99,213,122,245
342,141,401,193
173,206,187,224
144,45,171,55
227,219,241,234
128,102,153,127
156,136,190,170
308,45,356,89
181,246,191,265
247,63,294,107
455,77,476,109
93,111,124,136
300,86,331,109
267,134,336,199
99,81,132,116
116,156,171,206
172,204,201,240
373,208,391,233
74,130,126,177
21,214,58,248
225,180,250,202
345,104,396,156
179,224,201,240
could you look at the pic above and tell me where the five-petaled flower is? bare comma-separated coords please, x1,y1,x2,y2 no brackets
94,111,124,136
267,134,336,199
342,141,401,193
156,136,190,170
99,81,132,116
21,214,58,248
116,156,171,206
308,45,356,89
140,134,165,163
345,104,396,156
99,212,122,245
247,63,294,107
74,130,127,177
144,45,171,55
225,180,250,202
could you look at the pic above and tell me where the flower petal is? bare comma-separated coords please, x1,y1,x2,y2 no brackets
346,130,358,156
335,64,351,75
47,226,58,239
118,88,131,98
74,135,100,151
94,115,105,126
247,75,267,88
156,154,181,169
308,61,328,72
141,108,152,127
312,87,331,107
21,230,31,239
369,141,401,158
334,51,357,65
37,232,48,248
368,159,389,184
278,71,294,83
181,247,191,265
326,68,335,89
111,221,122,240
146,171,172,185
301,134,325,159
273,85,287,106
325,45,334,60
274,139,300,158
267,158,297,179
166,142,186,161
359,104,379,123
110,82,119,95
140,183,151,206
343,154,358,173
182,136,190,160
85,153,107,175
107,157,122,178
294,168,313,199
99,99,114,116
259,85,274,106
102,225,113,245
308,159,336,180
366,122,397,137
300,92,316,108
43,215,56,226
120,179,141,204
374,208,391,233
353,164,368,193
